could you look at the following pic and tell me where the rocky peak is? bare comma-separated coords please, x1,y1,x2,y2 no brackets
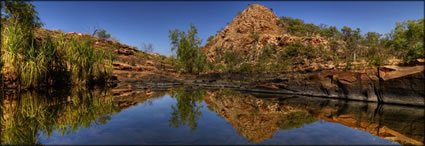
203,4,283,63
230,4,281,34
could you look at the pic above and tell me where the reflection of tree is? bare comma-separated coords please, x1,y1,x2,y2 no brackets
168,88,206,132
1,87,116,145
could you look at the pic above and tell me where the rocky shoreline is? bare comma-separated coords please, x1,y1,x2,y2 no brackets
114,64,424,107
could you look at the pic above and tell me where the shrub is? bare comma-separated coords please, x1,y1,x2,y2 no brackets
405,43,424,62
239,63,252,73
283,41,304,57
237,11,242,16
214,64,225,72
367,55,384,66
224,51,242,73
207,35,215,42
96,29,111,40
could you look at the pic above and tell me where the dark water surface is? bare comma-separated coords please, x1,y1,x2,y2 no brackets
1,87,423,145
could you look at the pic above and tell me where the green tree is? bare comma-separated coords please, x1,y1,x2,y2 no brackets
341,26,362,61
304,23,320,36
387,19,424,62
279,16,321,36
96,29,111,40
341,26,353,41
320,26,339,38
1,1,43,28
363,32,384,66
169,24,209,74
365,32,382,46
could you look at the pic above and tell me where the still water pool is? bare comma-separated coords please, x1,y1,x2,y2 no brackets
1,88,423,145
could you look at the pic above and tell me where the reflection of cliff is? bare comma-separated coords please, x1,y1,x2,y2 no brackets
1,86,168,145
276,95,424,145
204,89,318,143
203,89,423,145
111,84,169,110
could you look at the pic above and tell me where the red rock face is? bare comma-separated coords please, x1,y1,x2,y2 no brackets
202,4,335,71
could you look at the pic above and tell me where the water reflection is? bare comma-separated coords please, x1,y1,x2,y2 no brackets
202,89,319,142
168,88,206,132
1,88,116,144
1,87,423,145
170,89,424,145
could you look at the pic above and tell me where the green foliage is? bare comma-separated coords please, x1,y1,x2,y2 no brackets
224,51,242,73
207,35,215,42
278,16,320,36
214,64,225,72
367,55,384,66
255,44,291,72
406,44,424,62
1,1,43,28
58,34,112,84
329,40,340,51
168,24,210,74
1,1,50,87
256,44,275,72
365,32,382,46
239,63,252,73
387,19,424,62
320,26,340,38
1,1,113,87
341,26,362,61
96,29,111,40
283,41,315,59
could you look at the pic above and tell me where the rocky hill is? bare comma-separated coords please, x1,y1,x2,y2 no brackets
203,4,282,62
203,4,334,71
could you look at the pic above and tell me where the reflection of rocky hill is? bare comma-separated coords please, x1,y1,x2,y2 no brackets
203,89,317,143
203,89,423,145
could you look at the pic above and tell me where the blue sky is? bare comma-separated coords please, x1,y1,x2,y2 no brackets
33,1,424,56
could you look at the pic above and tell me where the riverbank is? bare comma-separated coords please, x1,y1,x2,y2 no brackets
1,29,423,106
112,62,424,106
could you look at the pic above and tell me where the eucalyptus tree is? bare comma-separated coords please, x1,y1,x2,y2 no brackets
168,24,208,74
